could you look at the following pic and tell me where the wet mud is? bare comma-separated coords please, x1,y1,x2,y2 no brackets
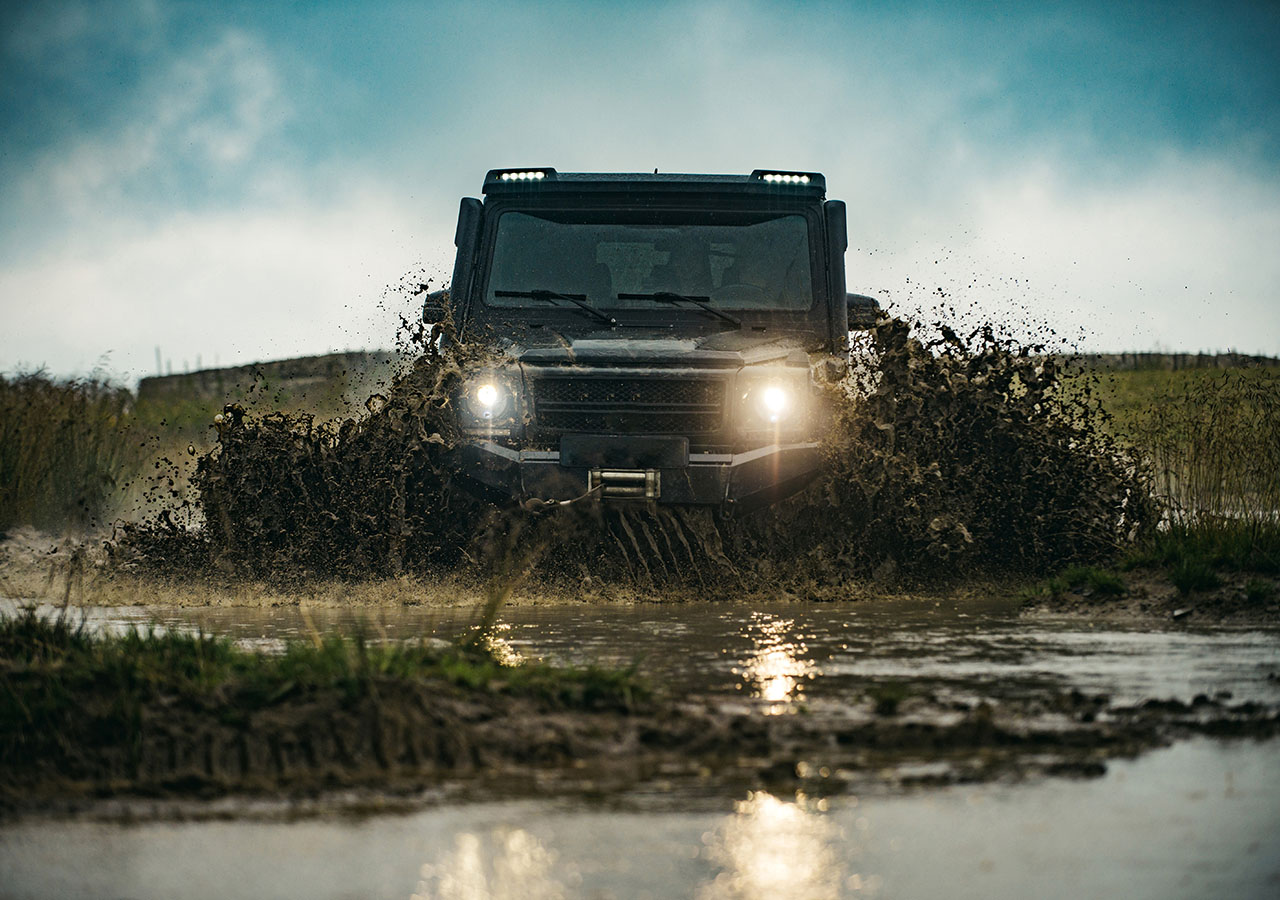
1021,567,1280,626
740,319,1154,583
5,656,1276,817
108,314,1153,592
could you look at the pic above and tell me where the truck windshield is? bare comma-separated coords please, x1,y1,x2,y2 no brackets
485,211,814,311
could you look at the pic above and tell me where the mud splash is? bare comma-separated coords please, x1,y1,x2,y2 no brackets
112,313,1153,588
742,318,1156,583
115,339,489,579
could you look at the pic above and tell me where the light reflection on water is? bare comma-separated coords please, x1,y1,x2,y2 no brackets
696,791,863,900
405,790,862,900
2,597,1278,898
412,828,565,900
735,613,816,711
480,622,523,667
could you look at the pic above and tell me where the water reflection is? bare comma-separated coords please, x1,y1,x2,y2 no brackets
412,827,567,900
698,791,878,899
480,622,523,667
736,613,816,712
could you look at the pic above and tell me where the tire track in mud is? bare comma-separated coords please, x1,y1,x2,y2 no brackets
5,669,1276,815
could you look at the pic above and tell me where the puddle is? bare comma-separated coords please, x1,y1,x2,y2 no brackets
3,596,1277,897
1,739,1275,899
7,598,1278,710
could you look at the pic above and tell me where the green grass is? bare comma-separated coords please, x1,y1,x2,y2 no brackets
0,608,648,767
1091,367,1280,526
1054,565,1126,597
1123,522,1280,575
1168,558,1222,595
1082,364,1280,599
1245,578,1276,603
1027,520,1280,602
1123,520,1279,596
1021,564,1127,602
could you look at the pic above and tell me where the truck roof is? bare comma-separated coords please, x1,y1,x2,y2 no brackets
481,168,826,198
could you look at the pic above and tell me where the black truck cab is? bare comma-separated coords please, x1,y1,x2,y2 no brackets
439,168,872,512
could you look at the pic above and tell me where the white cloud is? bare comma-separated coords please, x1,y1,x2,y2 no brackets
0,24,416,383
853,152,1280,354
0,187,452,382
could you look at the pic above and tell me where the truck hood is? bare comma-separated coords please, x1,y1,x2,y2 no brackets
502,329,813,369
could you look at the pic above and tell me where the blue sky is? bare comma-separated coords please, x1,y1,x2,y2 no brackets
2,0,1278,380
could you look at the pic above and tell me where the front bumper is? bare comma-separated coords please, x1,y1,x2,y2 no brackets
456,439,821,512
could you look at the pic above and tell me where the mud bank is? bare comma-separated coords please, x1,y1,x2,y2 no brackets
0,524,1020,611
4,608,1278,819
7,526,1279,627
1023,568,1280,626
8,677,1277,819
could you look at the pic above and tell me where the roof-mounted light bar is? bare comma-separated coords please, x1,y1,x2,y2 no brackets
482,168,825,194
752,170,818,185
485,168,558,188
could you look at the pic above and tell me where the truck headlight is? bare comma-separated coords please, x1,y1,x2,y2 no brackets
460,373,518,430
737,368,809,434
760,385,791,421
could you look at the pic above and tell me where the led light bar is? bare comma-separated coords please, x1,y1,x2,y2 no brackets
498,170,547,182
759,172,811,184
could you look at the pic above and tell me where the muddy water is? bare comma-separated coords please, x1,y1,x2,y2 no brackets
10,596,1279,708
2,597,1279,899
1,740,1277,899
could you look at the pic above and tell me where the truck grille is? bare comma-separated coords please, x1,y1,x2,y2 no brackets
531,376,726,435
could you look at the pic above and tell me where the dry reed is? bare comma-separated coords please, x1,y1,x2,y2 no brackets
0,372,135,532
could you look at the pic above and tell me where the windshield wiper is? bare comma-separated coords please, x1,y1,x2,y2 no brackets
494,289,618,327
617,292,741,328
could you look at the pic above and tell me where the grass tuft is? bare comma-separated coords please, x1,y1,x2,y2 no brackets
1244,578,1276,604
1125,368,1280,532
1168,558,1222,595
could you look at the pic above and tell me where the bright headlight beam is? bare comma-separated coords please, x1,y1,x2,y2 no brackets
464,378,511,423
762,385,789,416
476,383,500,408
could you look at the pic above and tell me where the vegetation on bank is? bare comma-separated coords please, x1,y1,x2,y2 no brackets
0,607,648,800
1,606,644,727
1050,366,1279,606
0,373,135,532
0,369,373,533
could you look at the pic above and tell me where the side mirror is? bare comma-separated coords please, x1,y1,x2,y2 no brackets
422,289,450,324
847,293,881,330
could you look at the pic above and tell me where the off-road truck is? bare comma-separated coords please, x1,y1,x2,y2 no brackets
431,168,877,512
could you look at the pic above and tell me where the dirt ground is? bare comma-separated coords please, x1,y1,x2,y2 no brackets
0,525,1008,611
5,526,1278,626
6,650,1277,819
1021,568,1280,627
4,527,1280,819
